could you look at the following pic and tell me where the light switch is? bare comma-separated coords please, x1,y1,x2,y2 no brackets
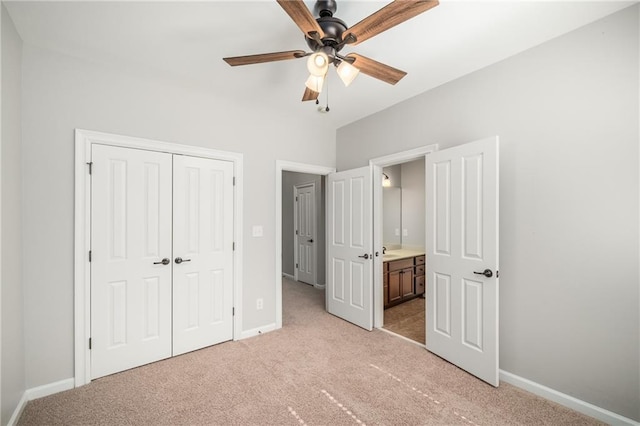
403,229,408,237
252,225,263,237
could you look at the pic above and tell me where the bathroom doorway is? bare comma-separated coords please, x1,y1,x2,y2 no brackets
379,159,426,344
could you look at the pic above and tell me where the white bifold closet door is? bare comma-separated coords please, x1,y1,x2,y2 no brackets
91,144,233,379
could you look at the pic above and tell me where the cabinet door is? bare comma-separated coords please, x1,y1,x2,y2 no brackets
415,275,425,295
401,268,414,298
388,270,402,303
383,272,389,307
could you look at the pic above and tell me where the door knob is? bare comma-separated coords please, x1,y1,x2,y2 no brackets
175,257,191,264
308,239,314,243
358,254,369,260
473,269,493,278
153,258,170,265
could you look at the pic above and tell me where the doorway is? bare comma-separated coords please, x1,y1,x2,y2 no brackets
379,159,427,345
275,161,335,329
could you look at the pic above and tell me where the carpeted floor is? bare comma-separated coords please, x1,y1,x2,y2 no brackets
383,296,426,344
18,277,603,425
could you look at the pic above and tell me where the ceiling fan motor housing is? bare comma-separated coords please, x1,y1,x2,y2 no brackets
306,0,348,55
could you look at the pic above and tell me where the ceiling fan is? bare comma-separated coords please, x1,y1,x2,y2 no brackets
223,0,439,102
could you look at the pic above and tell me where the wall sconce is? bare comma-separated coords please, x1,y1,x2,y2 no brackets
382,173,391,187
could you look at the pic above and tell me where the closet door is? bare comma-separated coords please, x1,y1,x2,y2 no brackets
91,145,173,379
172,155,235,356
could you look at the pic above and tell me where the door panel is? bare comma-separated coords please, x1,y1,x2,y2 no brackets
426,136,499,386
91,144,172,379
296,184,315,284
327,166,373,330
173,155,234,356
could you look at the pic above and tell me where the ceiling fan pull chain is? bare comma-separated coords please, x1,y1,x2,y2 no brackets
325,71,330,112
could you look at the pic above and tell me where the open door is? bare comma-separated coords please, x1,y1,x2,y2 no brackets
426,136,499,386
327,166,373,330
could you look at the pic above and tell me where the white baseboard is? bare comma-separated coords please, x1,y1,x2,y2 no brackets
8,378,74,425
313,283,325,289
239,322,278,340
500,370,639,426
7,392,28,426
282,273,295,280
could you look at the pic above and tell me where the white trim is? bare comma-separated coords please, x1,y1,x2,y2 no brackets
74,129,243,387
275,160,335,329
7,392,28,426
293,182,317,286
313,283,326,290
282,272,295,280
500,370,640,426
369,144,438,328
8,378,75,426
238,322,278,340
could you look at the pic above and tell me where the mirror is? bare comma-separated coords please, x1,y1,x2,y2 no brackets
383,187,401,249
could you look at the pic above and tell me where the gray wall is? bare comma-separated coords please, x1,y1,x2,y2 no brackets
282,172,325,285
400,158,425,250
20,44,335,389
1,5,25,424
337,5,639,422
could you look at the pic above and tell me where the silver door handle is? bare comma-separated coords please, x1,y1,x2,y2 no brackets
153,258,170,265
175,257,191,264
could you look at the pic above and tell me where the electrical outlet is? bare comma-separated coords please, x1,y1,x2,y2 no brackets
252,225,263,237
403,229,408,237
256,298,263,310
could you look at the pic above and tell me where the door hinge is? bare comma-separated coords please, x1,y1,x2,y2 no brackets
233,176,236,186
295,196,298,202
232,307,235,316
296,263,299,269
232,242,235,251
295,230,299,235
89,338,92,350
86,162,93,175
89,250,92,262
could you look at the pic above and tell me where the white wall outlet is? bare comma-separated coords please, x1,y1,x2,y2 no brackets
395,228,400,236
403,229,408,237
256,298,263,310
252,225,263,237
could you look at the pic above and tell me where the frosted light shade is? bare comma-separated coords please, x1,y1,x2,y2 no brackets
305,74,324,93
307,52,329,77
337,60,360,87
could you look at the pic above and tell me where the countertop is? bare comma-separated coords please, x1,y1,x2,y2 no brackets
382,249,425,262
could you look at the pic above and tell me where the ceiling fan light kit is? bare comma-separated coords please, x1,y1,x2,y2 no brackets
223,0,439,106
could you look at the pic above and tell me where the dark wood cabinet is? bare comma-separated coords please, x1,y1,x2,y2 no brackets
383,254,425,309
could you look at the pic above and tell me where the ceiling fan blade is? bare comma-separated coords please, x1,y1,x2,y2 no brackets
223,50,306,66
302,87,320,102
277,0,325,40
345,0,439,46
346,53,407,85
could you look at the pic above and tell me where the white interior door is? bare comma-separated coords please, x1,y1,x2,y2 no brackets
426,136,499,386
172,155,234,356
295,183,316,285
91,144,173,379
327,166,373,330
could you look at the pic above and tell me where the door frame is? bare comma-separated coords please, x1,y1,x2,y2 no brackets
275,161,335,329
74,129,244,387
369,144,438,330
293,182,317,285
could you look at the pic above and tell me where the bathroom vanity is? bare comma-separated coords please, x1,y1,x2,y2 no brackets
383,250,425,309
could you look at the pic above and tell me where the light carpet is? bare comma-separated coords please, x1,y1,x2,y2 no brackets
18,278,602,425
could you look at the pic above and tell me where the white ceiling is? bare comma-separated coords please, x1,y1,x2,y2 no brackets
5,0,634,129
